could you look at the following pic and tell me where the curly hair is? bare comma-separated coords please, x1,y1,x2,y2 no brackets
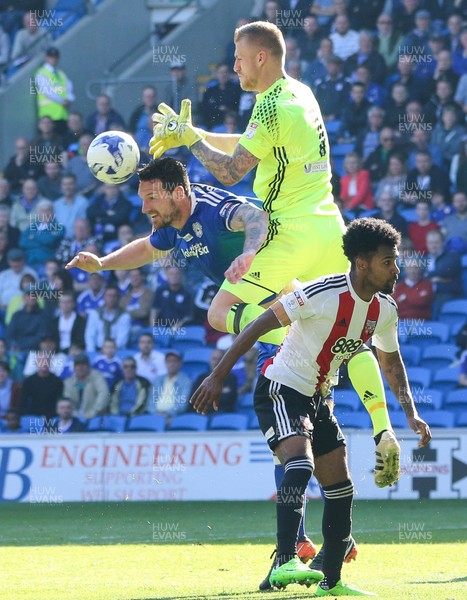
342,218,401,266
138,158,190,196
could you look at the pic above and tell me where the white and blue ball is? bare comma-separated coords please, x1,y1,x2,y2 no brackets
87,131,140,184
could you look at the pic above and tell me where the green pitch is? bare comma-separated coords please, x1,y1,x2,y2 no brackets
0,499,465,599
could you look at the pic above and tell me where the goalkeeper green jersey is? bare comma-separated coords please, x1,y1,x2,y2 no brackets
238,76,339,220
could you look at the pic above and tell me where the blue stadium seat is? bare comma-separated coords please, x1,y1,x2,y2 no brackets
443,390,467,411
171,339,205,352
248,412,261,429
20,415,47,434
390,412,409,428
168,414,208,431
401,321,449,349
331,142,355,156
439,299,467,329
412,388,443,411
457,412,467,427
433,367,461,392
334,389,361,412
115,349,134,361
183,348,213,363
406,367,432,389
325,119,342,143
420,344,457,371
209,413,248,431
423,410,455,428
461,254,467,295
336,412,371,429
400,208,418,223
384,391,402,412
87,415,127,433
178,325,206,345
181,361,209,381
126,414,166,432
400,344,421,366
238,392,254,408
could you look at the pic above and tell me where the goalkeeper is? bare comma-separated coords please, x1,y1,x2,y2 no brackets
150,22,401,501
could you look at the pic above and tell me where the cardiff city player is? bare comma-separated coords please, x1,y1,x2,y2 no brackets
190,218,432,596
149,20,401,513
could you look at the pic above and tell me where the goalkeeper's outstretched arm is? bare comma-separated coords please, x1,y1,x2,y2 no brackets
197,129,241,155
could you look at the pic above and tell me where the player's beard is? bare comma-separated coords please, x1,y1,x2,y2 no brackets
151,199,181,231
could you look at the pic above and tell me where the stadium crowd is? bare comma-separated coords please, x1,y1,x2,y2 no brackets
0,0,466,433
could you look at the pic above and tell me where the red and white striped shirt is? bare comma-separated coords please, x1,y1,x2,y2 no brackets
262,273,399,396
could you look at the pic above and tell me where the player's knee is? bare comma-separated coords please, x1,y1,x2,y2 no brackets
283,455,315,488
207,304,228,332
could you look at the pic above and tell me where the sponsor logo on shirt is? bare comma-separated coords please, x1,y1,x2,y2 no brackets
304,160,328,174
293,290,304,306
245,122,258,139
180,242,210,258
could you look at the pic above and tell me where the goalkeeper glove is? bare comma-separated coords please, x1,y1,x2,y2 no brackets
149,99,204,158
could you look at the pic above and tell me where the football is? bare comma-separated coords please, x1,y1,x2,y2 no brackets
86,131,140,184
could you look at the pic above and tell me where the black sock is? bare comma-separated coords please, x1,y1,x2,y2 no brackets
321,479,354,587
276,455,314,564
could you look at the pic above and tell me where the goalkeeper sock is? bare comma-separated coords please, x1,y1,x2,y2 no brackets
347,350,391,436
225,303,286,345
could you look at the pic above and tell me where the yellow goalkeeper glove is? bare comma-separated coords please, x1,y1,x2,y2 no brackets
149,99,204,158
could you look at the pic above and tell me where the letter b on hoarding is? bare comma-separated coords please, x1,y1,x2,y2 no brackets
0,447,33,501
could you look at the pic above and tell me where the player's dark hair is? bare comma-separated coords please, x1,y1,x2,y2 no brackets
342,218,401,266
234,21,285,60
138,158,190,196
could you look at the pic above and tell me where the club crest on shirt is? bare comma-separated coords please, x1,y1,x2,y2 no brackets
192,222,203,238
364,319,377,336
245,122,258,139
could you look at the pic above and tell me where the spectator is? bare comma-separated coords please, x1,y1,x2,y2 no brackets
84,94,125,136
134,332,167,387
65,133,100,197
29,115,64,166
0,230,9,272
150,266,193,334
431,189,454,223
163,61,198,115
37,161,62,201
454,73,466,116
431,104,466,169
374,191,409,237
452,26,467,77
356,106,385,160
190,348,238,413
5,272,41,325
22,335,67,378
330,14,359,61
11,10,51,64
0,248,37,310
51,397,87,433
450,135,467,194
441,191,467,244
211,111,242,135
459,351,467,388
19,199,64,270
120,268,153,327
338,82,373,141
50,291,85,352
87,184,132,242
446,13,463,55
400,9,432,59
363,127,397,183
355,64,386,108
3,137,41,195
21,356,63,419
57,341,85,380
129,85,158,151
0,178,13,209
223,17,249,70
393,260,434,321
63,353,109,419
425,229,463,316
92,339,123,392
103,224,134,255
314,54,350,121
34,47,74,136
53,174,88,238
9,178,43,231
385,54,430,104
151,351,192,419
1,409,21,434
339,152,374,213
404,150,450,205
310,0,336,29
375,12,403,71
304,37,334,89
408,200,440,254
296,14,323,65
55,217,98,264
62,111,89,158
0,361,21,418
346,0,385,31
344,30,386,84
0,24,9,80
392,0,420,35
0,204,19,250
375,152,408,201
199,63,241,129
424,78,456,127
405,121,442,168
110,356,150,416
85,285,131,352
384,83,409,130
76,272,105,316
430,49,460,93
6,289,48,353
